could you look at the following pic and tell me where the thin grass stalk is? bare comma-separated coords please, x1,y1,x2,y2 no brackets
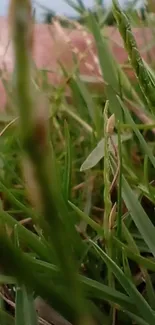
116,121,122,239
103,101,112,238
103,102,114,302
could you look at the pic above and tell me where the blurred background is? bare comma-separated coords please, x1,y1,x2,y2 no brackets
0,0,147,21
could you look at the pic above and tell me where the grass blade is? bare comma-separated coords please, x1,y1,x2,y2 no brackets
90,240,155,325
15,285,38,325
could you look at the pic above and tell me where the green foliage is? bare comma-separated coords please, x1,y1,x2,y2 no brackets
1,1,155,325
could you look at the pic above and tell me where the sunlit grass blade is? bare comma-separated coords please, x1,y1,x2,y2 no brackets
80,133,132,171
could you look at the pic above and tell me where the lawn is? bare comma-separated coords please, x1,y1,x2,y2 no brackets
0,1,155,325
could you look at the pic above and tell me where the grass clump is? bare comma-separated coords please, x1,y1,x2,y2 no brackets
0,1,155,325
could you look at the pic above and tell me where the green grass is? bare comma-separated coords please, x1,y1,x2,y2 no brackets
1,0,155,324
